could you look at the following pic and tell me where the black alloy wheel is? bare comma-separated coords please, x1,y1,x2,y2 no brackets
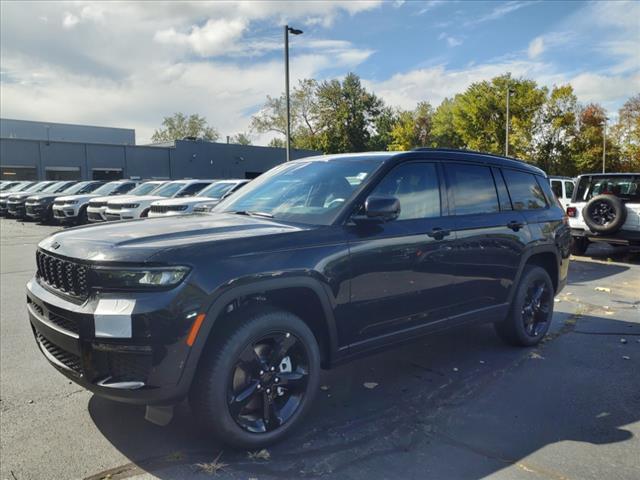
590,200,616,226
228,332,309,433
190,307,320,449
494,265,554,346
521,280,552,337
582,194,626,234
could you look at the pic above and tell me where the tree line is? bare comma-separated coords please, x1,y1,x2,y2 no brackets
251,73,640,175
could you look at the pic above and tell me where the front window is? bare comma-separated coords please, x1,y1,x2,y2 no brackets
128,182,165,196
197,182,238,199
215,156,384,225
151,182,186,198
574,176,640,202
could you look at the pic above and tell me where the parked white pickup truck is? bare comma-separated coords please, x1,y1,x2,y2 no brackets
567,173,640,255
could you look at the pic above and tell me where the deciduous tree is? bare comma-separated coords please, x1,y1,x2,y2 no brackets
151,113,219,143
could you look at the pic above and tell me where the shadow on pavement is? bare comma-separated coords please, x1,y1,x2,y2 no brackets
87,312,640,480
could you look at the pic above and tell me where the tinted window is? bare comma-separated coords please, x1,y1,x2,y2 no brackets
177,182,210,197
503,170,548,210
551,180,562,198
446,164,499,215
492,167,512,211
370,162,440,220
564,181,574,198
113,182,136,194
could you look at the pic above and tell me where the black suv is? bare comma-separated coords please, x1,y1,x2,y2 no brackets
26,149,570,448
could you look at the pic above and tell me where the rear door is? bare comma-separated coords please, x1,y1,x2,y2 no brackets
444,164,528,320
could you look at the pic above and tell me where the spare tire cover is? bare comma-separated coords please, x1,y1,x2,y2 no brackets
582,194,627,234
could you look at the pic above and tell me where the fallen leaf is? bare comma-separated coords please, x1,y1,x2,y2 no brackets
320,385,330,391
363,382,378,389
604,311,615,315
594,287,611,293
248,449,271,461
620,338,627,344
452,367,459,372
529,352,544,360
479,360,486,364
622,356,631,360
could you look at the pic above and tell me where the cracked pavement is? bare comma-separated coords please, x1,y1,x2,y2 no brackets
1,218,638,480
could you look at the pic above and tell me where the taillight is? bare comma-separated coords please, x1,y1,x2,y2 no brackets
566,207,577,217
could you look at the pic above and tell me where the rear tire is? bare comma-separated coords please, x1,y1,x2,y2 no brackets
495,266,554,347
190,307,320,449
570,236,589,256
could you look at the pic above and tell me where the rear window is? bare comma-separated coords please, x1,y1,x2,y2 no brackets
574,176,640,202
564,181,574,199
446,164,499,215
502,170,548,211
551,180,562,198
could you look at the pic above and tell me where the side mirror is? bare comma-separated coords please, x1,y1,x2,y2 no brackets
354,196,400,223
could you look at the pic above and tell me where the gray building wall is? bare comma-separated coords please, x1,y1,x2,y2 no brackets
0,138,319,180
0,118,135,145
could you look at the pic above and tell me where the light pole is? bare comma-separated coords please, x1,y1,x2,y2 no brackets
601,118,608,173
505,86,515,157
284,25,303,162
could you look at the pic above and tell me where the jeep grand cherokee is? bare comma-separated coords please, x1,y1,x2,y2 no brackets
26,149,570,448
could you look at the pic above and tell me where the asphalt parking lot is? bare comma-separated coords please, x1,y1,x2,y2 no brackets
1,218,638,480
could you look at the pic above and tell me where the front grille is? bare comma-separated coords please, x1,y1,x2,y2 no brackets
150,205,186,213
90,201,107,208
53,209,65,217
53,201,65,207
48,311,80,334
35,331,82,375
36,250,89,298
26,205,41,215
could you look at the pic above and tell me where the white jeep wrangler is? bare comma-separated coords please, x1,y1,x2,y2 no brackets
567,173,640,255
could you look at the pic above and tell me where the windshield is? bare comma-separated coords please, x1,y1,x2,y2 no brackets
61,181,100,195
41,181,73,193
29,182,55,193
197,182,238,199
128,182,165,196
151,182,185,198
0,182,19,191
574,175,640,202
91,182,126,196
215,157,384,225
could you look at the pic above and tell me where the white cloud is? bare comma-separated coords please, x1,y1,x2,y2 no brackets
438,32,463,48
62,12,79,29
528,37,544,58
418,1,446,15
155,18,247,57
466,1,534,26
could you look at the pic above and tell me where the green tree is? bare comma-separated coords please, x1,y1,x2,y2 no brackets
231,132,252,145
389,101,434,150
151,113,219,143
431,97,464,148
611,94,640,172
451,74,547,160
572,104,616,173
531,84,579,175
267,137,285,148
367,106,398,151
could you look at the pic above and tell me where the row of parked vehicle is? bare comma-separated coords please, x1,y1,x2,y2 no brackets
0,178,249,225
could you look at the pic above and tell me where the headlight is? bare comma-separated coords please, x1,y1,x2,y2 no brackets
93,266,190,289
66,200,79,205
122,203,140,209
194,204,216,212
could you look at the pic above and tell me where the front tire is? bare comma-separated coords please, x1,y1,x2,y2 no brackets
495,266,554,347
190,307,320,449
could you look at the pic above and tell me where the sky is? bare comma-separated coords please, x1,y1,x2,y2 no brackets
1,0,638,144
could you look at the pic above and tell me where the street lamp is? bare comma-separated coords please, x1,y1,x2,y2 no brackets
601,118,608,173
284,25,303,162
505,86,515,157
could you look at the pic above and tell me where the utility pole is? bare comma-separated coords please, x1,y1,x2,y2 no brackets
284,25,303,162
602,120,607,173
505,86,514,157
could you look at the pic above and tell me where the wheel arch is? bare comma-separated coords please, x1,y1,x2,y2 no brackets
511,246,560,300
191,277,339,375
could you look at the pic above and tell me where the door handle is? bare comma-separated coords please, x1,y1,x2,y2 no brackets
507,220,525,231
427,227,451,240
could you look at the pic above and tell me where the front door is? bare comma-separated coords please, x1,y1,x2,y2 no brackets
344,162,457,348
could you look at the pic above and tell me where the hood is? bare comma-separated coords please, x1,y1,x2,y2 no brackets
26,193,63,202
8,193,33,201
55,194,99,202
91,195,134,204
109,195,163,205
38,213,312,263
150,197,211,207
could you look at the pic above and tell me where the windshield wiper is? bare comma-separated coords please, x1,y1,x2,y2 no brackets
232,210,274,218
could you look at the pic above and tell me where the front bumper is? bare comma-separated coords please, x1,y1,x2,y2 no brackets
105,208,137,220
87,207,106,222
26,277,203,405
7,203,27,218
53,205,79,222
148,210,185,218
25,204,49,221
